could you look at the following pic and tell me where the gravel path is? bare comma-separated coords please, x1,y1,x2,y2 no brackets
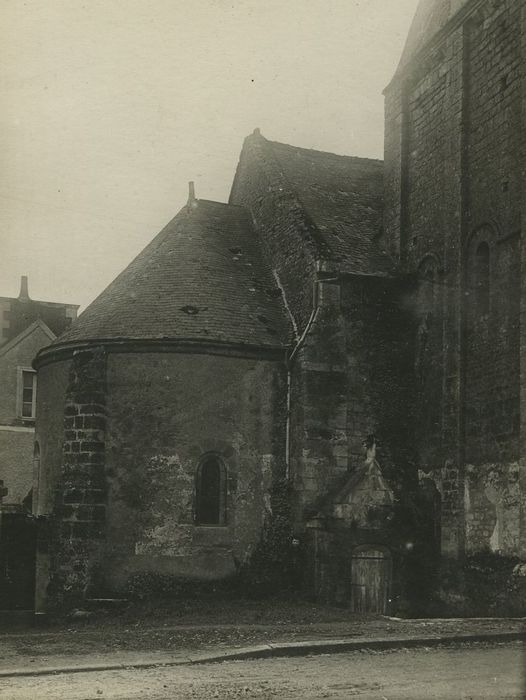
0,642,523,699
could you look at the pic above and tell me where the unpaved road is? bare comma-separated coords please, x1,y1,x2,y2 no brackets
0,643,524,699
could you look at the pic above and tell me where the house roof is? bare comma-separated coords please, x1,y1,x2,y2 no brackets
264,139,392,276
0,276,78,346
396,0,470,73
0,319,56,358
50,199,293,351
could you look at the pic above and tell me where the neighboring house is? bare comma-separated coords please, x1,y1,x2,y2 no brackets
0,277,78,510
33,0,525,613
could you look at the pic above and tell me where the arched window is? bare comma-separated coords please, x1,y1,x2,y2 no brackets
474,242,490,316
195,454,226,526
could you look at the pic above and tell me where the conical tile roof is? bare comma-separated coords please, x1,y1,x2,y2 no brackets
52,199,292,350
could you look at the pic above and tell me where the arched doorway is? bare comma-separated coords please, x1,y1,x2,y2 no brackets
350,546,391,614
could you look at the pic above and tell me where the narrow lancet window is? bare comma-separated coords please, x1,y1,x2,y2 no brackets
195,455,226,525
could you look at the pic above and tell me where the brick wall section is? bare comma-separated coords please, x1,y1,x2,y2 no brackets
230,132,320,332
49,348,107,602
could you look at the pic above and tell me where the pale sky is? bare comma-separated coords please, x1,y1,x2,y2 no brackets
1,0,419,311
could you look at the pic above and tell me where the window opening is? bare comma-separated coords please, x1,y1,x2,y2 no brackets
18,369,37,419
196,455,226,525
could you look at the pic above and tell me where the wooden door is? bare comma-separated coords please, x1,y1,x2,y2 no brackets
351,548,390,614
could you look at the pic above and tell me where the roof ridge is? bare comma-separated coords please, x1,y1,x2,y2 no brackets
0,294,79,308
196,198,249,211
267,139,383,164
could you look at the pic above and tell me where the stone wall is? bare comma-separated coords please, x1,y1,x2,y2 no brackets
57,348,107,541
103,351,286,589
464,229,521,465
463,461,521,555
342,277,415,488
35,346,287,603
384,0,525,558
290,274,415,524
46,348,108,604
289,279,348,522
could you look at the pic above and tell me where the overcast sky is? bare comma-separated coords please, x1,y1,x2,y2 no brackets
1,0,419,310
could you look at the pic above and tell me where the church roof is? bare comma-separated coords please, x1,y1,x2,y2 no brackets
266,140,391,275
52,199,293,350
397,0,470,72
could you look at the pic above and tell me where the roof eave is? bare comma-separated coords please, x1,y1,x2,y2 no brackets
33,336,291,370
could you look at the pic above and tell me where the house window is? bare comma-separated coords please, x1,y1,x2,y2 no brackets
195,454,226,526
474,242,490,316
18,368,37,419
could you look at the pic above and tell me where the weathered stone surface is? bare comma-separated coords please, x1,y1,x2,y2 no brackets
385,0,525,559
32,0,525,613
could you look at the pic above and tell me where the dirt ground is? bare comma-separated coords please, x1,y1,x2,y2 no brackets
0,603,526,669
0,642,524,700
1,600,523,662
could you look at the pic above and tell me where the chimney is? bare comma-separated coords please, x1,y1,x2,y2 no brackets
187,181,198,211
18,275,30,301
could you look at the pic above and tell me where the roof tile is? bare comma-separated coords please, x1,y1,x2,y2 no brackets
266,140,392,276
55,200,293,349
